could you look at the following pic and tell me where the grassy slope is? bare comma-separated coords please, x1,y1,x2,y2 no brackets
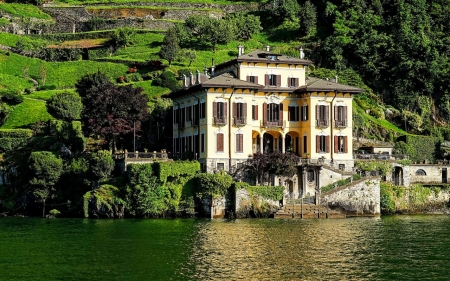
0,3,52,20
52,0,263,5
2,98,53,129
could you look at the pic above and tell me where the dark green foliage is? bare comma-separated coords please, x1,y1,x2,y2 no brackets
46,91,82,121
243,152,300,184
89,150,114,183
194,172,233,199
225,12,262,40
153,71,179,91
0,129,32,138
75,71,112,98
153,160,200,183
49,120,85,153
111,27,136,49
83,184,125,218
299,0,317,37
0,137,30,152
159,27,179,66
0,103,12,126
394,136,440,162
271,0,300,22
380,182,396,215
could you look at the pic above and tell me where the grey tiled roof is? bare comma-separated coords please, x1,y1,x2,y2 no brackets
236,50,313,65
296,77,364,93
202,73,263,89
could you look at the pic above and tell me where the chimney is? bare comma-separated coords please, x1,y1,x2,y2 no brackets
189,72,195,86
204,67,208,76
335,75,338,84
211,58,215,77
238,44,244,56
299,46,305,59
266,45,270,52
196,70,200,84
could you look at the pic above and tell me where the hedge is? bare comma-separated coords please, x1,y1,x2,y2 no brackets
153,161,200,183
0,129,33,138
0,137,30,152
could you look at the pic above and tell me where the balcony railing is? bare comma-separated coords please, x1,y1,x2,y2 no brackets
354,154,408,160
262,119,285,128
316,119,329,128
213,117,227,126
334,120,347,128
233,117,246,126
191,118,199,126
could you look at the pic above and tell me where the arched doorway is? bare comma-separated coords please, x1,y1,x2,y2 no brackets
393,167,403,186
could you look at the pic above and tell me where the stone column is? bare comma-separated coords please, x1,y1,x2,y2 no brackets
302,168,307,198
260,134,264,154
282,134,285,153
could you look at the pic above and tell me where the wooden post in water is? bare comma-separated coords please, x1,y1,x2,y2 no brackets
326,199,329,219
301,197,303,219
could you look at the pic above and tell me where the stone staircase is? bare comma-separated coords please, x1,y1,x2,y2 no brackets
274,203,346,219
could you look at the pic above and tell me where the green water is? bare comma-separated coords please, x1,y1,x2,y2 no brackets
1,216,450,281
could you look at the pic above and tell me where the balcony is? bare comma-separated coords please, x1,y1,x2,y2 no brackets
316,119,329,128
335,120,347,128
213,117,227,126
262,119,285,129
192,118,199,127
233,117,246,126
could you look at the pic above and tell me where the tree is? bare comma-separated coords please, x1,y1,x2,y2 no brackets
184,49,197,67
77,73,149,150
226,12,262,40
299,1,317,37
272,0,300,22
89,150,114,186
111,27,136,50
29,151,63,217
184,15,233,53
159,27,180,66
75,71,112,98
46,92,82,121
153,71,179,91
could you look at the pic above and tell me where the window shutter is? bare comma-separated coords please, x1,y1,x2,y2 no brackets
334,136,338,153
263,102,267,122
279,103,283,122
213,102,217,118
236,134,243,152
232,102,237,118
287,77,291,87
217,133,224,152
265,74,269,86
277,75,281,87
344,136,348,153
243,103,247,120
296,106,299,121
334,106,338,121
295,78,299,87
246,76,250,82
288,106,291,121
344,106,348,122
316,105,320,120
224,102,227,120
316,135,320,153
255,76,259,84
255,104,258,120
325,105,329,121
326,136,330,153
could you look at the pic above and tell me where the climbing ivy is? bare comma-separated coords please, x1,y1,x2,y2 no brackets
153,161,200,183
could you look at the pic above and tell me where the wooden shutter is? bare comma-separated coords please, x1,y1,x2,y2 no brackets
232,102,237,118
326,136,330,153
263,102,267,122
279,103,283,122
224,102,227,120
288,106,291,121
334,106,338,121
246,76,250,82
295,78,299,87
344,106,348,124
243,103,247,120
344,136,348,153
277,75,281,87
316,105,320,120
265,74,269,86
255,76,259,84
325,105,329,122
236,134,243,152
255,105,258,120
334,136,339,153
217,133,224,152
287,77,291,87
213,101,217,118
316,135,320,153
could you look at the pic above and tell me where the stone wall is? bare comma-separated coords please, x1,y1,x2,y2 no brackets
234,187,279,218
321,177,380,216
409,164,449,184
320,167,352,187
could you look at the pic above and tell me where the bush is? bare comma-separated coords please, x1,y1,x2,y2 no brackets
153,71,180,91
46,92,82,121
0,129,33,138
123,72,143,83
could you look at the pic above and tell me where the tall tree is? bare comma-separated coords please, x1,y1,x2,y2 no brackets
159,27,180,66
77,73,149,150
29,151,63,217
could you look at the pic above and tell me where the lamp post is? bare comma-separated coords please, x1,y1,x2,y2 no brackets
133,120,136,153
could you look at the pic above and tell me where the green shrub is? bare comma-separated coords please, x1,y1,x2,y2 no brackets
153,160,200,183
0,137,30,152
0,129,32,138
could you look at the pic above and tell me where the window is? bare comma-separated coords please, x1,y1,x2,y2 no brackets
416,169,426,176
186,105,192,122
180,107,185,127
334,136,348,153
200,102,206,119
334,105,347,127
288,105,299,121
174,108,179,124
213,101,227,125
252,104,258,120
193,104,199,124
307,170,315,182
217,163,224,171
233,102,246,125
316,105,329,127
247,76,258,84
303,136,307,153
301,104,308,121
201,133,205,152
217,133,224,152
266,103,280,121
236,133,243,152
288,77,298,87
266,74,280,86
316,135,329,153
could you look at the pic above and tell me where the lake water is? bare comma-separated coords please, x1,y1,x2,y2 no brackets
1,215,450,281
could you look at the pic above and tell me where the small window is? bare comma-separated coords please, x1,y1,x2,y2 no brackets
217,163,224,171
301,105,308,121
290,78,297,87
303,135,307,154
249,76,256,83
416,169,426,176
200,102,206,119
268,55,277,60
288,105,299,121
269,74,277,86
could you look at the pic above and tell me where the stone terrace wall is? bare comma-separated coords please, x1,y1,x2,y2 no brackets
322,177,380,216
409,164,449,184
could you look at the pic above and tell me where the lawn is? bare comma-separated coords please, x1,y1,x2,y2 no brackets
0,74,34,93
0,4,53,20
2,98,53,129
132,81,170,99
26,89,76,101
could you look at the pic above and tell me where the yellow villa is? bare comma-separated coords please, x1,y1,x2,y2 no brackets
166,45,363,197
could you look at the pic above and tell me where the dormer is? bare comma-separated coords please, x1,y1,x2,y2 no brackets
257,53,282,61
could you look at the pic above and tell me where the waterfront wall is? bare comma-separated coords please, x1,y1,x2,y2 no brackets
234,188,279,218
322,178,380,216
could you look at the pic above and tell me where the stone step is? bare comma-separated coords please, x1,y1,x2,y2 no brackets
274,204,346,219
